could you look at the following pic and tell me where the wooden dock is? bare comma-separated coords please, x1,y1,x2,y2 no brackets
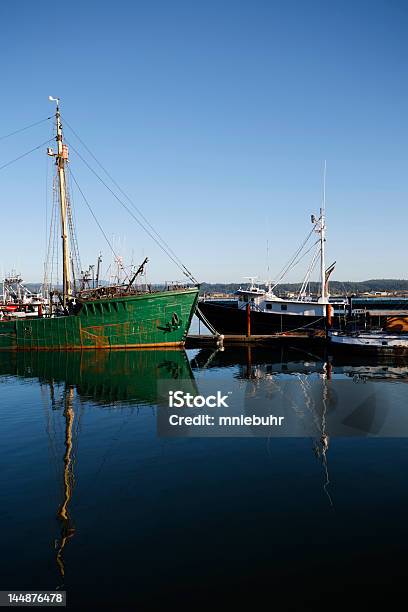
186,331,325,348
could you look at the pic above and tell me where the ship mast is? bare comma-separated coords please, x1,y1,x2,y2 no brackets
319,160,327,303
48,96,71,307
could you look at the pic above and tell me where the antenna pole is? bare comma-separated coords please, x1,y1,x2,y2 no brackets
96,253,102,288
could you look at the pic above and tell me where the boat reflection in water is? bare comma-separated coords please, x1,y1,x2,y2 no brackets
190,345,408,440
0,350,195,406
191,344,408,503
2,346,408,587
0,349,195,586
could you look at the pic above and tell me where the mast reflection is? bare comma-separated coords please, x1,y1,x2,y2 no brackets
0,349,196,584
55,385,76,582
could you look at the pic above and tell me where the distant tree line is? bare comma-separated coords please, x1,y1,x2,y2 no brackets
199,279,408,295
25,279,408,296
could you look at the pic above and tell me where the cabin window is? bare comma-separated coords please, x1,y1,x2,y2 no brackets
266,303,272,310
281,304,287,311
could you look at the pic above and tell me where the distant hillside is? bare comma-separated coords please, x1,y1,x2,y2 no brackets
21,279,408,296
200,279,408,295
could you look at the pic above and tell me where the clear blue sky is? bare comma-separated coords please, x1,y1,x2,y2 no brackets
0,0,407,284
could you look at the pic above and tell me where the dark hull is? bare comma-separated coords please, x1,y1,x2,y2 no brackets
198,301,328,335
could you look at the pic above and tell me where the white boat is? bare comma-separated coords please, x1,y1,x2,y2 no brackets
0,274,46,317
329,330,408,352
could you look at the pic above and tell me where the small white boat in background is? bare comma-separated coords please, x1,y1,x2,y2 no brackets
0,274,46,318
329,330,408,352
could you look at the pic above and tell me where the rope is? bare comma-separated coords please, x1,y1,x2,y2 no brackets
68,140,197,282
241,307,326,334
68,169,130,282
0,116,52,142
62,116,197,283
297,243,320,299
275,315,326,335
0,138,54,172
271,226,316,290
61,124,197,283
195,305,221,337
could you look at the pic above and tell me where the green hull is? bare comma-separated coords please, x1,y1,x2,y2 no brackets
0,287,199,350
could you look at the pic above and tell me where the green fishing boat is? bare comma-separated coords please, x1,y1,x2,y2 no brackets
0,287,199,350
0,98,199,350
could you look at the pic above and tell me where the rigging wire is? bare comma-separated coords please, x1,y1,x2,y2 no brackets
289,238,320,272
0,116,52,142
45,177,61,291
44,118,55,289
297,243,320,298
53,178,60,289
68,168,130,282
65,169,82,283
67,140,197,282
271,226,317,291
61,118,197,283
43,181,57,290
62,116,196,280
0,138,54,172
272,227,315,290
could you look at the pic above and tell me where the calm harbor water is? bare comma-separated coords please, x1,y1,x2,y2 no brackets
1,345,408,609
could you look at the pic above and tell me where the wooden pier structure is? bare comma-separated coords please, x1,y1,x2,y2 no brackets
185,330,325,349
